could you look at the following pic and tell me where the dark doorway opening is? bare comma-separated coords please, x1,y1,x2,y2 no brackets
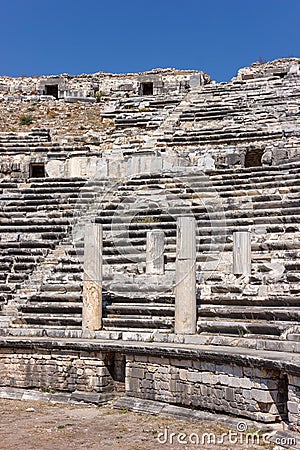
106,352,125,383
244,148,264,168
277,374,289,421
45,84,59,99
274,72,287,79
140,82,153,95
106,352,125,393
30,163,45,178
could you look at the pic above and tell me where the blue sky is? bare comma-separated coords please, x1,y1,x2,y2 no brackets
1,0,299,81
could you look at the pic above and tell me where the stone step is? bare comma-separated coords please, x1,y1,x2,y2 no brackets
123,182,300,199
198,305,300,321
21,302,82,313
104,325,171,333
0,145,88,154
126,174,300,193
1,196,73,204
117,164,298,181
53,264,82,273
201,295,300,307
0,283,13,292
2,208,74,217
0,182,19,189
106,294,174,304
21,313,82,326
183,333,300,354
163,131,283,146
0,255,39,263
12,187,83,195
118,176,300,193
196,319,291,336
97,200,300,220
286,334,300,342
0,244,53,254
104,304,175,315
29,292,82,302
0,220,70,227
25,177,86,185
97,213,300,231
105,283,174,295
133,160,300,179
102,316,173,329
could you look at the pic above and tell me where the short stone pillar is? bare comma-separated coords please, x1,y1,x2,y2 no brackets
233,231,251,275
175,216,197,334
82,223,103,331
146,231,165,275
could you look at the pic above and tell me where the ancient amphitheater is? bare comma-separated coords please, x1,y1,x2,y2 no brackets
0,58,300,436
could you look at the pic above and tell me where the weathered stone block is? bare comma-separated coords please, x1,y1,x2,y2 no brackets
146,231,165,275
82,223,103,331
233,231,251,275
175,217,196,334
287,401,299,415
251,389,274,403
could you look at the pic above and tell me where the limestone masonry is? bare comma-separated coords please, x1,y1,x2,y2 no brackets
0,58,300,432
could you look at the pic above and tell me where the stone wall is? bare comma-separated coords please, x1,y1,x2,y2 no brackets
0,69,211,101
0,346,115,402
288,375,300,426
235,58,300,80
1,339,300,426
1,58,300,174
125,354,287,423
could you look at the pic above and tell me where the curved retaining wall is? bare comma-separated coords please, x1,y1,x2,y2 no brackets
0,337,299,425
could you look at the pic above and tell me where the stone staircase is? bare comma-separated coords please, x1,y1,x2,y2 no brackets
0,176,86,327
0,128,51,144
155,75,300,166
101,94,184,130
96,92,187,152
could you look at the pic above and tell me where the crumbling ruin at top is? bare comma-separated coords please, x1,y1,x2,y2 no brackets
0,58,299,179
0,58,300,426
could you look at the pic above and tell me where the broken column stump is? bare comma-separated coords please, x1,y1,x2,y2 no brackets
146,230,165,275
233,231,251,275
82,223,103,331
175,216,196,334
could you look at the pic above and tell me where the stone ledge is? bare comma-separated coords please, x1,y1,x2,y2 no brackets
0,386,114,405
114,396,281,431
4,329,300,355
0,336,300,375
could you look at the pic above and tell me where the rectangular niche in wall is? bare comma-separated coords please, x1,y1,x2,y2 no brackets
45,84,59,99
140,82,153,95
245,148,264,168
30,163,45,178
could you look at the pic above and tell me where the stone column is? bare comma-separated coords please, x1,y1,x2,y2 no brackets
146,231,165,275
233,231,251,275
175,216,196,334
82,223,103,331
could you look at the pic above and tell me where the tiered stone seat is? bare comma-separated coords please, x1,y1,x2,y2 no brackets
1,160,299,337
156,75,300,152
0,129,50,144
0,177,86,326
19,161,295,335
101,94,184,130
0,128,94,183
